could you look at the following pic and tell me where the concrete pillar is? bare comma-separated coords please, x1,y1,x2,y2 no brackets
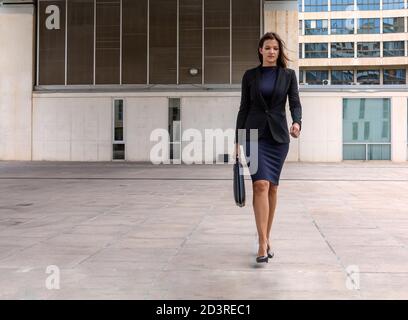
0,5,34,160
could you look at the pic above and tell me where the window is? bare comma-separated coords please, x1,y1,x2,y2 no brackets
383,17,405,33
383,41,405,57
38,0,66,85
122,0,148,84
304,19,328,35
168,98,181,163
304,0,328,12
95,0,121,85
204,0,230,84
357,42,380,57
343,98,391,160
113,99,125,160
357,70,380,84
383,69,406,84
331,0,354,11
356,0,380,10
150,0,177,84
305,70,329,84
331,19,354,34
232,0,260,84
305,43,328,58
299,69,305,84
331,70,354,84
299,43,303,59
298,0,303,12
382,0,404,10
67,0,94,85
357,18,380,34
331,42,354,58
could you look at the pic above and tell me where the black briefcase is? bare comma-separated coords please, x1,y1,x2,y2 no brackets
233,155,246,207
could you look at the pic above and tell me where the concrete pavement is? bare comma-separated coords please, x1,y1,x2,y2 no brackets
0,161,407,299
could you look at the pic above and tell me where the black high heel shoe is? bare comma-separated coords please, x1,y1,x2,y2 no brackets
267,244,274,259
256,255,268,263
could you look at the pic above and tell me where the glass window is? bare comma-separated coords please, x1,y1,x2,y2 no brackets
298,0,303,12
331,70,354,84
232,0,260,84
299,43,303,59
168,98,181,162
382,0,404,10
331,19,354,34
113,99,125,160
150,0,177,84
343,98,391,160
357,69,380,84
305,43,328,58
383,17,405,33
180,0,202,84
331,0,354,11
299,69,305,84
305,70,329,84
67,0,94,85
38,0,66,85
383,41,405,57
304,19,328,35
204,0,230,84
304,0,328,12
357,42,380,57
122,0,148,84
95,0,120,85
356,0,380,10
383,69,406,84
357,18,380,34
331,42,354,58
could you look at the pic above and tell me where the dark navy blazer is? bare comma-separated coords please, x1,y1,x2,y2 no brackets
235,64,302,144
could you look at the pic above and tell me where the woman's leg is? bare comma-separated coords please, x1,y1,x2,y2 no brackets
266,183,278,248
252,180,270,256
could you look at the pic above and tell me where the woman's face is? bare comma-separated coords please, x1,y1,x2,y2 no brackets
259,39,279,66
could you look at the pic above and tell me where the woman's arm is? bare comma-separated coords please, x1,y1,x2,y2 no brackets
235,71,250,144
288,69,302,131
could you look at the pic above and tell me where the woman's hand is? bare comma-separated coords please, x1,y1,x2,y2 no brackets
290,123,301,138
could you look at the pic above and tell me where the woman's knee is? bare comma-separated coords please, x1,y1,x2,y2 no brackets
253,180,270,194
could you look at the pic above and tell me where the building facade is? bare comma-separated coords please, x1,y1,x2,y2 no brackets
0,0,407,162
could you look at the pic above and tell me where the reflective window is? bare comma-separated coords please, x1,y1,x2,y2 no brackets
383,41,405,57
305,19,328,35
357,69,380,84
305,43,328,58
331,70,354,85
331,0,354,11
357,42,380,57
343,98,391,160
331,19,354,34
356,0,380,10
113,99,125,160
304,0,328,12
305,70,329,84
331,42,354,58
382,0,404,10
383,17,405,33
383,69,406,84
357,18,380,34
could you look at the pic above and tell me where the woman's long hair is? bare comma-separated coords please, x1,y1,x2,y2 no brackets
257,32,291,68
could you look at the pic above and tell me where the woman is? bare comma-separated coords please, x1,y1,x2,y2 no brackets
234,32,302,263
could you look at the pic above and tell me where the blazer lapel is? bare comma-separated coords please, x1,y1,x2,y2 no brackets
255,64,282,111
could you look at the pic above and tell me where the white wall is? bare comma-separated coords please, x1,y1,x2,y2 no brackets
0,6,34,160
32,95,112,161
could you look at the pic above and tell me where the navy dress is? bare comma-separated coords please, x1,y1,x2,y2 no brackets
244,66,289,185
